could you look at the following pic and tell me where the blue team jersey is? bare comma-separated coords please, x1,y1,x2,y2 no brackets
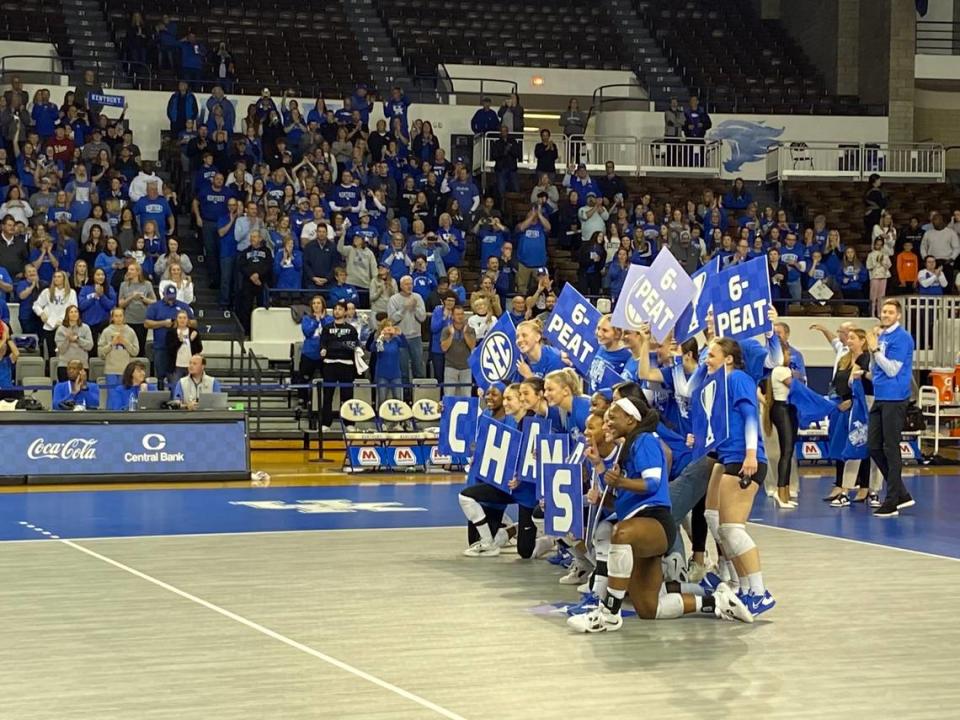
596,345,632,375
616,432,672,519
656,360,693,435
547,395,592,442
524,345,565,377
715,369,767,466
655,423,692,479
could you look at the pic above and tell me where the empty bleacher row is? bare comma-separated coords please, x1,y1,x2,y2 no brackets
98,0,375,95
635,0,877,115
0,0,70,57
373,0,635,75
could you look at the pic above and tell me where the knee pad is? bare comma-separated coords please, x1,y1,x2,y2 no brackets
593,520,612,560
718,523,755,558
607,543,634,580
655,592,685,620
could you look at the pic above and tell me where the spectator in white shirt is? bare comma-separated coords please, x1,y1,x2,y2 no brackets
920,212,960,287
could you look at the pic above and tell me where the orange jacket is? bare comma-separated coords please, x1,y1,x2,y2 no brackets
896,251,919,283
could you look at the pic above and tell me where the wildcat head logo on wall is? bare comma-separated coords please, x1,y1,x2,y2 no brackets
709,120,785,173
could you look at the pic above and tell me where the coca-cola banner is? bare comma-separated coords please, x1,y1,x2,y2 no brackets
3,420,248,477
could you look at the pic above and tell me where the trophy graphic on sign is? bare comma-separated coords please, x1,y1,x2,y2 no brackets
701,380,717,447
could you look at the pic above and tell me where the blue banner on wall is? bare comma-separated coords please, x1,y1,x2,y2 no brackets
542,284,601,375
709,256,772,342
543,462,584,538
88,92,125,108
4,421,248,476
467,415,523,490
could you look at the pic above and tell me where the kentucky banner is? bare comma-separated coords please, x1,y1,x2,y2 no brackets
543,463,585,538
469,313,519,390
709,256,772,342
786,380,836,427
842,377,870,461
691,367,729,455
467,415,523,490
88,92,125,108
536,432,570,499
543,284,601,375
675,257,719,343
438,397,478,461
611,249,695,341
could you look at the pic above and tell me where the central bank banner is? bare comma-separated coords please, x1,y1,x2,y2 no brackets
3,421,249,476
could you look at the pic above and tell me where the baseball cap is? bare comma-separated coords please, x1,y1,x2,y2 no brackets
296,196,309,205
163,285,177,298
266,199,279,208
577,163,587,170
482,96,491,104
585,191,597,198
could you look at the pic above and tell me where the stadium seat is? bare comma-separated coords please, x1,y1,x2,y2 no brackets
15,356,46,384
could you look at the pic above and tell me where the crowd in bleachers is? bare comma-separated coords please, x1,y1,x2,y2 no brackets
2,58,960,414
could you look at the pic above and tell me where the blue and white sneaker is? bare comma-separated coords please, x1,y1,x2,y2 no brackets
699,572,723,593
548,546,573,567
745,590,777,616
566,592,600,616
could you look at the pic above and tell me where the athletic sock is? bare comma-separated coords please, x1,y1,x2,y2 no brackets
738,574,750,595
458,495,493,544
748,571,765,596
725,559,740,586
698,595,717,615
603,588,625,615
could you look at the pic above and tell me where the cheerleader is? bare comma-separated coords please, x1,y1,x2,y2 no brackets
459,383,538,558
697,338,776,616
516,320,565,379
568,396,752,632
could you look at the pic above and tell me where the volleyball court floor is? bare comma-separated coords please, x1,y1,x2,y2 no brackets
2,467,959,720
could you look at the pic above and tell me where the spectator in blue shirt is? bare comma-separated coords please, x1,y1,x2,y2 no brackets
328,266,360,306
144,285,195,388
52,359,100,410
837,247,868,304
723,177,752,212
471,97,500,135
179,32,206,86
203,85,236,133
78,267,117,342
106,359,153,411
273,234,303,290
383,87,411,137
514,203,551,294
373,317,406,407
166,81,199,134
133,183,174,238
30,89,60,141
429,292,456,383
411,257,437,301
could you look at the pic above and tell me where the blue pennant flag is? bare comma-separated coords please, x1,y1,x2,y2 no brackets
709,256,773,342
438,397,478,462
543,463,585,538
469,313,519,390
691,367,729,455
467,415,523,490
543,284,601,375
675,257,719,343
787,381,836,427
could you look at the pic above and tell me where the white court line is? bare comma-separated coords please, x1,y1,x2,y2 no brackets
0,525,461,545
58,538,468,720
749,520,960,563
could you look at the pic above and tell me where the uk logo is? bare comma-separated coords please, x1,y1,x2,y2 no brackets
385,401,405,417
480,331,513,383
346,401,366,418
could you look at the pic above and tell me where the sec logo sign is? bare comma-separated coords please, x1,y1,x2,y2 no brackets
480,332,513,383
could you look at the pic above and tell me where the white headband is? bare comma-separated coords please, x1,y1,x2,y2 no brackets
614,397,643,421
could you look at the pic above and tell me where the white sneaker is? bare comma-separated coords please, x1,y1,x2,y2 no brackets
532,536,556,559
559,563,592,585
567,605,623,633
712,583,754,623
462,541,501,558
687,560,708,583
320,425,331,433
576,580,592,594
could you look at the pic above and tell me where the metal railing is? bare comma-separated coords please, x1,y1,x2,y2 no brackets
916,20,960,55
638,138,722,177
903,295,960,370
765,141,946,183
408,73,518,104
0,54,153,90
